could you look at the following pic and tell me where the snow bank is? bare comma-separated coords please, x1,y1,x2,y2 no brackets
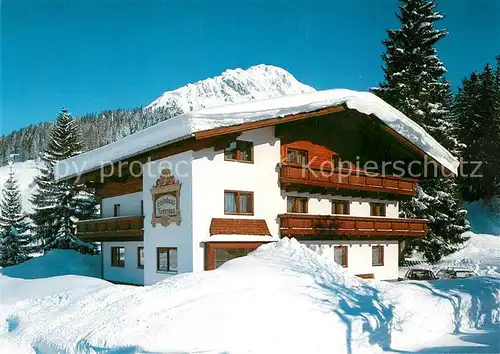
55,89,459,181
1,239,498,353
1,249,101,279
1,250,106,304
466,200,500,236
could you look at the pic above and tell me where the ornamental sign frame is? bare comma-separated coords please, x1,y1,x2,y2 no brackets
150,168,182,227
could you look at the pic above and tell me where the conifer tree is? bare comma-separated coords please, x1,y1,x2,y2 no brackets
0,165,29,266
30,108,98,253
374,0,468,262
455,59,500,201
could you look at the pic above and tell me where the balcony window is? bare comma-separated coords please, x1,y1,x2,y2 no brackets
224,141,253,162
111,247,125,267
332,155,342,169
370,203,386,217
287,148,308,165
334,246,348,267
372,246,384,266
224,191,254,215
287,196,308,213
113,204,121,217
157,247,178,273
332,200,350,215
137,247,144,269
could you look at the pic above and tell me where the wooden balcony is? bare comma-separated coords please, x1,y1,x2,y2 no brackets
279,164,417,197
279,214,429,239
76,215,144,242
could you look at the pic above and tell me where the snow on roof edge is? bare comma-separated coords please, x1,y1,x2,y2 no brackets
54,89,459,181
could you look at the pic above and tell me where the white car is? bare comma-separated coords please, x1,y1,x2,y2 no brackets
436,267,477,280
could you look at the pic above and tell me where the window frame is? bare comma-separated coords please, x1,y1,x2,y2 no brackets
224,140,254,163
111,247,125,268
224,190,254,215
332,155,342,170
371,245,384,266
156,247,178,273
137,246,144,269
370,202,387,217
113,204,121,217
286,196,308,213
332,200,350,215
334,245,348,267
286,148,308,165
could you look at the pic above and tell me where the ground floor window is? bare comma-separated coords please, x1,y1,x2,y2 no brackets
334,246,348,267
111,247,125,267
372,245,384,266
157,247,178,273
205,242,268,270
215,248,253,269
137,247,144,269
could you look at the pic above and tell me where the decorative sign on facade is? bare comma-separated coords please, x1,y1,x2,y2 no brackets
150,168,181,227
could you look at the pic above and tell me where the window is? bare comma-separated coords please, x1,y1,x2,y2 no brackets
111,247,125,267
372,246,384,266
140,200,144,215
287,148,308,165
334,246,348,267
113,204,121,217
370,203,386,217
137,247,144,269
332,200,350,215
332,155,342,169
224,141,253,162
157,247,178,273
287,196,308,213
215,248,253,269
224,191,254,215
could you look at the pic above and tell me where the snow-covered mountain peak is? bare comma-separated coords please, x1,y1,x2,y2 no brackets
146,64,316,112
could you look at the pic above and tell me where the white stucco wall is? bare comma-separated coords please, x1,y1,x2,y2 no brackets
191,127,282,272
282,192,399,217
142,151,194,285
301,240,399,280
101,192,143,218
102,241,144,285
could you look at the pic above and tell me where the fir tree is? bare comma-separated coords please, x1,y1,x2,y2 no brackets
374,0,469,262
30,108,98,253
0,165,29,266
455,59,500,202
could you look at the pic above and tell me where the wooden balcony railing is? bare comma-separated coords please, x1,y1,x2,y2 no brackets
76,215,144,242
279,164,417,196
279,213,429,239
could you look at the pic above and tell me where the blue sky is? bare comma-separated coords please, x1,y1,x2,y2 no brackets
2,0,499,134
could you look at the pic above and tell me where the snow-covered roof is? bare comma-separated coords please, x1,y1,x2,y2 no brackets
54,89,459,180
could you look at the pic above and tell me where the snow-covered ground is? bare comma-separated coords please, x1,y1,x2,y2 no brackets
1,238,499,354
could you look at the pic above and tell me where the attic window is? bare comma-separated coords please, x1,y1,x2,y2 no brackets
224,141,253,163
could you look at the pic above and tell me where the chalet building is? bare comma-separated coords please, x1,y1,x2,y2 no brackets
55,89,458,285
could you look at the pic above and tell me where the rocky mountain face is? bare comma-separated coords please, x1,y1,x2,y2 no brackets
1,64,314,165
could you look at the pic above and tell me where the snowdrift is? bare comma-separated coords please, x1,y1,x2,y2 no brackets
466,200,500,236
1,239,498,354
1,250,106,304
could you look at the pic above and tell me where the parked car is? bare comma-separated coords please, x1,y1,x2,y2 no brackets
436,267,477,280
401,268,437,281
